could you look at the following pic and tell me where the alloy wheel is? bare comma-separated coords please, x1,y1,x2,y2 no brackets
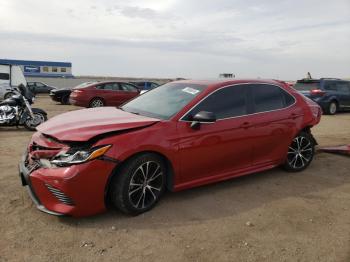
26,113,46,128
128,161,164,209
329,102,337,115
90,99,104,107
287,136,313,169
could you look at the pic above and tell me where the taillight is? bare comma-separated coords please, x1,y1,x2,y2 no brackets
73,90,83,93
310,89,325,96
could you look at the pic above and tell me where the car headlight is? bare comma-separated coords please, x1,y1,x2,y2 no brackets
51,145,112,167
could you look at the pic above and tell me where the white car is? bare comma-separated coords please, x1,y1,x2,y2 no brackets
0,64,27,100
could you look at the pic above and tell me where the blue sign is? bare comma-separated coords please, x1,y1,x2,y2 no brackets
24,65,40,73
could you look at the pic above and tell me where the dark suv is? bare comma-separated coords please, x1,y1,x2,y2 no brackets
293,78,350,115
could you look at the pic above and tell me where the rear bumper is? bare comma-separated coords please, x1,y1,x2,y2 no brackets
69,97,86,107
304,96,332,111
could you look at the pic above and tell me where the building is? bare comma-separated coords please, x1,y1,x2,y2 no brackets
0,59,73,78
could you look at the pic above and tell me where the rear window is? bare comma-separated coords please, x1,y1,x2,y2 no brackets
74,82,95,88
0,73,9,80
294,81,320,91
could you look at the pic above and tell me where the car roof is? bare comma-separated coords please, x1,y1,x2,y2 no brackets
93,81,132,85
174,79,285,88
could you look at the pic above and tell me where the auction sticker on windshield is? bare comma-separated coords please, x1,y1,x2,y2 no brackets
182,87,200,95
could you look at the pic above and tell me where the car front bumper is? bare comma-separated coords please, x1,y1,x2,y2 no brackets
49,93,61,102
19,155,65,216
19,151,117,217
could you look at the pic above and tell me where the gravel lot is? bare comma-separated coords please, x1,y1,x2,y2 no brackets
1,95,349,262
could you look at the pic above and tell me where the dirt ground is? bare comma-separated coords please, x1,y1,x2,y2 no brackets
0,95,349,262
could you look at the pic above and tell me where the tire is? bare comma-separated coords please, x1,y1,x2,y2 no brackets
24,112,47,131
89,98,105,108
283,132,315,172
109,153,166,215
325,101,338,115
4,92,15,99
60,95,70,105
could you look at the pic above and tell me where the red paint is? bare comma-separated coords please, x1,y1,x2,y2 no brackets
24,79,321,217
37,107,159,141
69,81,140,107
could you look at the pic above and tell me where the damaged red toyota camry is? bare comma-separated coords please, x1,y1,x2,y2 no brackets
19,79,321,217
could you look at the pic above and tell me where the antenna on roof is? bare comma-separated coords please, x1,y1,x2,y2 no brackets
306,72,312,79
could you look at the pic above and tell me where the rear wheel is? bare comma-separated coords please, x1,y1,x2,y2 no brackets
89,98,105,108
109,153,166,215
24,112,47,131
283,132,315,172
325,101,338,115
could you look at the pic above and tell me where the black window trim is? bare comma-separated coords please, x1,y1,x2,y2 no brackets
179,83,296,123
0,72,10,80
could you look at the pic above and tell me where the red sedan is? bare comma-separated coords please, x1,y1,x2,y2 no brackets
69,81,140,107
19,79,321,217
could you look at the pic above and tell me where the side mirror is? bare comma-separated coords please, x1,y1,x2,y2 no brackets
190,111,216,129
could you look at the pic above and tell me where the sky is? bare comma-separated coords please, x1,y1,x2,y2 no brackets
0,0,349,79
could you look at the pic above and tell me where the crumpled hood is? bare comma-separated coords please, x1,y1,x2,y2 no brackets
37,107,160,141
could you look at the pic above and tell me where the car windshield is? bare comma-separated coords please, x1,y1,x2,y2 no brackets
294,80,321,91
121,82,207,119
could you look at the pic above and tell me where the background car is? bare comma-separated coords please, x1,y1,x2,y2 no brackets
69,81,140,107
0,64,27,100
49,82,94,105
0,83,16,100
293,78,350,115
20,79,321,217
129,81,159,94
27,82,55,94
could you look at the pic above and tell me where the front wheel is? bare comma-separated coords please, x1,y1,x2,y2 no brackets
24,112,47,131
325,101,338,115
109,153,166,215
283,132,315,172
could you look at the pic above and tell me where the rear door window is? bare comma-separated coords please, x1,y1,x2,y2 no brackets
252,84,294,113
104,83,119,91
120,83,138,92
336,82,350,94
324,82,338,91
95,84,105,90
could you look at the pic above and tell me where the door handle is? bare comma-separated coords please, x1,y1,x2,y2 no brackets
240,122,252,129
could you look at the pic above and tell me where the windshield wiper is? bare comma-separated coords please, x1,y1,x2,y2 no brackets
118,106,140,115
